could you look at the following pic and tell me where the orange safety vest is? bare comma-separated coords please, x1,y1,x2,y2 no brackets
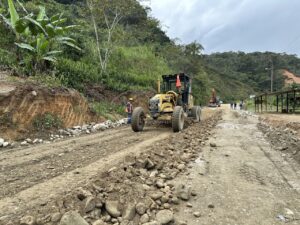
126,102,133,113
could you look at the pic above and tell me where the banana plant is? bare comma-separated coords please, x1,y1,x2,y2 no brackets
0,0,80,73
16,34,62,71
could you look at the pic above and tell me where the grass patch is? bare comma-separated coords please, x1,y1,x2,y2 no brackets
29,74,65,88
33,113,63,131
0,112,16,128
92,101,125,121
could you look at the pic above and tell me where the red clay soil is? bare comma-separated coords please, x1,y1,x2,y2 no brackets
0,84,99,140
282,70,300,85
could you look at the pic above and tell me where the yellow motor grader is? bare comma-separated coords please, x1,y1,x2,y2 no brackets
131,73,202,132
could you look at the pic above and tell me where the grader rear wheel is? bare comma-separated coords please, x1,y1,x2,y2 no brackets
172,106,184,132
131,107,145,132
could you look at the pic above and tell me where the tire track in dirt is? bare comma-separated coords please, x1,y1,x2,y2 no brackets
257,144,300,192
0,126,170,198
0,126,129,165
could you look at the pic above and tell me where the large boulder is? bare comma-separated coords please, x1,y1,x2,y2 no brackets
105,200,121,218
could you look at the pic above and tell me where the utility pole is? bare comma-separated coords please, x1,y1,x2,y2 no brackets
270,59,274,93
265,59,274,93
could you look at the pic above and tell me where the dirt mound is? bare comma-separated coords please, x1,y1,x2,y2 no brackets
258,118,300,164
282,70,300,85
0,84,98,140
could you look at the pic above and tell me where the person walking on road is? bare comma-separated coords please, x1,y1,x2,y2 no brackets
126,98,133,124
239,101,243,110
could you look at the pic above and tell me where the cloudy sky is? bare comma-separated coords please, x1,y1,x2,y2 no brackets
143,0,300,55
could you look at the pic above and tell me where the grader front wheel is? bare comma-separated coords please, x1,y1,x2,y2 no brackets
131,107,146,132
172,106,185,132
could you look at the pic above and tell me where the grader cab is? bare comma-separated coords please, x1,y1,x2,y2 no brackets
131,73,202,132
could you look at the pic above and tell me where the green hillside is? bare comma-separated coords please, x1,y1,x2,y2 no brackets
1,0,300,104
203,52,300,95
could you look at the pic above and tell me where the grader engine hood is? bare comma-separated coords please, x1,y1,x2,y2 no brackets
149,93,177,118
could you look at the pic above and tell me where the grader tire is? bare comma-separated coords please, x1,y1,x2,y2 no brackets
131,107,145,132
191,106,202,122
172,106,184,132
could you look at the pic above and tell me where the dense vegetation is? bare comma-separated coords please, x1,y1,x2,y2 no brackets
1,0,300,105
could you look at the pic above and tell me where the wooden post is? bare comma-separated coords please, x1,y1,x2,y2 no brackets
265,95,268,112
281,94,284,113
276,95,279,112
261,96,263,112
286,92,289,113
293,91,296,113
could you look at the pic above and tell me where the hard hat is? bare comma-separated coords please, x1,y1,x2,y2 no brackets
129,98,133,101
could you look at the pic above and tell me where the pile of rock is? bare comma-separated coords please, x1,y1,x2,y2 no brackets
258,120,300,158
52,148,199,225
56,118,128,139
0,137,10,148
236,110,258,119
7,118,128,149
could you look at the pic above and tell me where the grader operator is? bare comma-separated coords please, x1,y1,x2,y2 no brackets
131,73,202,132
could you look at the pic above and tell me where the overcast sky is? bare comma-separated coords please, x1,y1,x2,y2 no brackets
143,0,300,55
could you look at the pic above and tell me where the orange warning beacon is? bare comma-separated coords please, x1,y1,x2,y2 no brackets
176,74,182,88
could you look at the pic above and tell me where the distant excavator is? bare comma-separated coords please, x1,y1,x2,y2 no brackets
208,88,221,107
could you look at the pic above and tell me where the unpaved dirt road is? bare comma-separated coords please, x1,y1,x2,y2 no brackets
1,107,300,225
174,108,300,225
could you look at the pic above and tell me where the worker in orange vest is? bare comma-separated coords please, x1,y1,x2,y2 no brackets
126,98,133,124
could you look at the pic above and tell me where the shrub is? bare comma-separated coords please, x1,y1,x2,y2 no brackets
0,48,17,68
92,101,125,120
30,74,65,88
33,113,63,131
56,58,100,90
107,46,171,91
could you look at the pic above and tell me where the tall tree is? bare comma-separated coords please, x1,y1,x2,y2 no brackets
184,41,204,56
86,0,122,76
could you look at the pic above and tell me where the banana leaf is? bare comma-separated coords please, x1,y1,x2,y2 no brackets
61,41,81,51
43,56,57,62
15,42,35,52
8,0,19,29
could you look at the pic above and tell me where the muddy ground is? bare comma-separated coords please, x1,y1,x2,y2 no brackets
0,107,300,225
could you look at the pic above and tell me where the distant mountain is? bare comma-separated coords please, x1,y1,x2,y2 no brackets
202,52,300,100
